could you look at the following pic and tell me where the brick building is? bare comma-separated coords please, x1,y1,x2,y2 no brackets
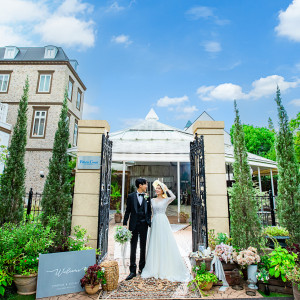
0,46,86,193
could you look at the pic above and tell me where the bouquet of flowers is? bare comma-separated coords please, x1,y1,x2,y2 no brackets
236,247,260,266
214,243,235,263
114,226,132,244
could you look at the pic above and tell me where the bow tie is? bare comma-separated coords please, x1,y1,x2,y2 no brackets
138,193,144,197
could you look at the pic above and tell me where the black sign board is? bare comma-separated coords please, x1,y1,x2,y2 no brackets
36,249,96,298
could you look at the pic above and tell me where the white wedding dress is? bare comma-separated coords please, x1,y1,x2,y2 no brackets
141,190,192,282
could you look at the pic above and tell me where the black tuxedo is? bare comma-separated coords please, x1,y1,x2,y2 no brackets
123,192,152,273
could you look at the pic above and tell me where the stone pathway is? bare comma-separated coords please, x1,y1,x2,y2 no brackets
39,218,264,299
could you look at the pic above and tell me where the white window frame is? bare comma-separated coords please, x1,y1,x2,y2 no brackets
44,46,57,59
73,122,78,146
38,74,52,93
76,89,81,109
32,110,47,138
0,74,10,92
4,47,19,59
68,78,73,101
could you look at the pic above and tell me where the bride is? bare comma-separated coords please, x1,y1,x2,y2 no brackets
141,180,192,282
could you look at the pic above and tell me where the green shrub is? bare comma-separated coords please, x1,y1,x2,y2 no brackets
268,246,296,281
263,226,289,237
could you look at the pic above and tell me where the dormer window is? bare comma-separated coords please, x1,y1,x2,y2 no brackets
44,46,58,59
4,47,19,59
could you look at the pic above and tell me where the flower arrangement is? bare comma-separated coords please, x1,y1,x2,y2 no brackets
14,256,39,276
114,226,132,244
80,264,106,289
214,243,235,263
235,247,260,266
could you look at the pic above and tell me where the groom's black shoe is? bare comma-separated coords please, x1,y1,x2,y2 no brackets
125,273,136,281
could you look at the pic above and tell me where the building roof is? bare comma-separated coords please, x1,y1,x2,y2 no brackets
0,46,86,90
109,109,277,169
0,46,69,62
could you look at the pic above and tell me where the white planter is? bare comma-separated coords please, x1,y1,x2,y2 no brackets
247,264,258,289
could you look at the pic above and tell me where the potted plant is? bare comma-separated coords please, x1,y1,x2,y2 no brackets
236,247,260,289
179,211,189,223
262,226,290,249
110,182,121,210
286,265,300,300
0,218,56,296
256,267,270,295
80,264,106,295
114,202,122,223
189,263,218,291
13,256,39,295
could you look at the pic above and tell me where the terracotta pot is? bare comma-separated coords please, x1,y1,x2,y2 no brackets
13,274,37,295
200,281,213,291
293,283,300,300
179,216,187,223
114,213,122,223
85,284,100,295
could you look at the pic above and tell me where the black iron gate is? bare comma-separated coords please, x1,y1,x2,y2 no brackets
97,133,113,262
190,133,208,251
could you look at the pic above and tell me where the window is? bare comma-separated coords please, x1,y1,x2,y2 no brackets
37,71,54,93
0,74,10,93
66,113,71,128
73,121,78,146
76,89,82,109
31,110,48,138
68,77,74,101
4,47,19,59
44,46,57,59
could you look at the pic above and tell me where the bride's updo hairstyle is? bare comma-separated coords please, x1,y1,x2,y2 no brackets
153,179,168,198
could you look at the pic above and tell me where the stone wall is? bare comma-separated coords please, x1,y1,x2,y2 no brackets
0,63,85,193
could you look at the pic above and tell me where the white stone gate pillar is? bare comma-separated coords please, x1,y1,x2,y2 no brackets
71,120,110,248
193,121,230,235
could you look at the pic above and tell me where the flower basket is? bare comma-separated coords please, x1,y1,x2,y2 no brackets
100,260,119,291
200,281,213,291
13,274,37,295
85,284,100,295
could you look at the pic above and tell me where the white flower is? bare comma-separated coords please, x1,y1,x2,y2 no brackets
102,267,105,272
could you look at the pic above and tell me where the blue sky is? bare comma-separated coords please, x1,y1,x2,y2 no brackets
1,0,300,132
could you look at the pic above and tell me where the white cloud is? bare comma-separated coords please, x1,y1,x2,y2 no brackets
0,0,96,49
197,75,299,101
0,0,46,24
185,6,214,20
275,0,300,42
0,25,31,46
106,1,126,13
182,105,198,114
57,0,93,16
111,34,132,46
185,5,229,25
82,102,100,119
203,41,221,53
35,16,95,48
156,95,189,107
290,99,300,106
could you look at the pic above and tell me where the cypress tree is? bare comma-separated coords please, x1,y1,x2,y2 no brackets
230,100,262,249
0,79,28,225
274,87,300,242
41,90,72,246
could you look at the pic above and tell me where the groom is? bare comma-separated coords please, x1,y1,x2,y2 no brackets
123,178,151,280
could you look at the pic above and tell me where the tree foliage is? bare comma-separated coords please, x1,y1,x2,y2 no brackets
41,90,72,246
274,88,300,242
229,101,262,249
0,79,28,225
230,124,276,160
290,111,300,163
